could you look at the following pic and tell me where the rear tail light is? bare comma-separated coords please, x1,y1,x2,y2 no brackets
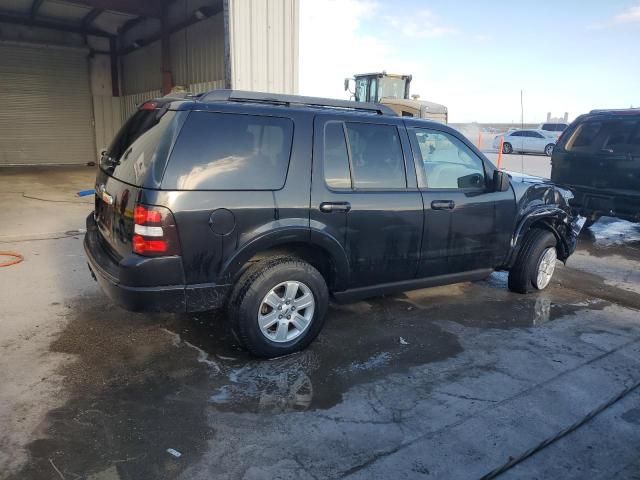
132,204,181,256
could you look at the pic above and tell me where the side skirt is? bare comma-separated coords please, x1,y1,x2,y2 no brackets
331,268,494,304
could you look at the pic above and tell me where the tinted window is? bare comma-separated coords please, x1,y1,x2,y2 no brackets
565,121,603,152
531,132,545,138
629,123,640,154
510,131,523,137
409,128,486,189
345,123,406,189
601,120,637,154
163,111,293,190
102,109,176,186
323,122,351,189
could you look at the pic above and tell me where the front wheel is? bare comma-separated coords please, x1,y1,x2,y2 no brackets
227,257,329,357
508,228,558,294
502,142,513,154
544,144,554,157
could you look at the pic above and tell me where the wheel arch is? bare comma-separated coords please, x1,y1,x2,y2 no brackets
219,228,350,291
504,207,574,267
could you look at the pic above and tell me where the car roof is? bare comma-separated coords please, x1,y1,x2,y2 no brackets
154,89,398,118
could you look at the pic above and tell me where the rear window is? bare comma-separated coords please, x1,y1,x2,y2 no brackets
163,111,293,190
101,109,175,186
565,121,603,152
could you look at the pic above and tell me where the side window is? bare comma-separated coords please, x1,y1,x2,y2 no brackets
163,111,293,190
323,122,351,189
532,132,544,138
345,123,407,189
408,128,486,190
565,121,603,152
511,131,523,137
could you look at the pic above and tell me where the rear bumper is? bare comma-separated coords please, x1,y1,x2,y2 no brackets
84,213,230,312
570,188,640,222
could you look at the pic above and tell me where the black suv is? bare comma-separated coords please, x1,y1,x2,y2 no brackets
85,90,583,357
551,108,640,226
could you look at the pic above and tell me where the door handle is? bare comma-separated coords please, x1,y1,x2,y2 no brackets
431,200,455,210
320,202,351,213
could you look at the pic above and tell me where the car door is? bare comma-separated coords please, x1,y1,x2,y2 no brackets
508,131,524,152
528,131,548,153
406,125,515,277
311,114,423,288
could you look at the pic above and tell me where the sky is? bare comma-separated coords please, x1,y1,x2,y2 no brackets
299,0,640,123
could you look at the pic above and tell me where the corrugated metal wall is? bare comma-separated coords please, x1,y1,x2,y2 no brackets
120,13,225,97
92,95,122,153
227,0,299,93
171,14,225,88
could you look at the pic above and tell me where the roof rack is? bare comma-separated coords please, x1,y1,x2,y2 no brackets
589,108,640,114
199,89,397,116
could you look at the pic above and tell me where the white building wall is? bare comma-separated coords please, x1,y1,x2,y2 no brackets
227,0,299,93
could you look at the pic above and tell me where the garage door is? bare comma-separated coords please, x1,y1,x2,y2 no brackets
0,43,95,165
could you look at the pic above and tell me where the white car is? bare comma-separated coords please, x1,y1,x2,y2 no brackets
538,122,568,139
493,129,556,156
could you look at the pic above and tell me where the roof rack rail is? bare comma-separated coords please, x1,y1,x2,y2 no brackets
199,89,397,116
589,107,640,114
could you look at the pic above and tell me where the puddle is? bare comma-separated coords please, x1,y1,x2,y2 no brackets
577,217,640,260
12,274,614,479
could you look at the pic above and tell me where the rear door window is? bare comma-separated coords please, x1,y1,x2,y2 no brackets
101,109,176,186
163,111,293,190
345,123,406,189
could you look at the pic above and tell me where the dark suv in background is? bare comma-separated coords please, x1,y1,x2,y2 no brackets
85,90,583,357
551,109,640,226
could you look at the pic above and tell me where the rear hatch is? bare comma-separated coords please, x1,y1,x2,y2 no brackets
95,102,179,258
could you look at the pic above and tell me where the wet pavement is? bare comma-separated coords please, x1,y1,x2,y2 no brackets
2,167,640,479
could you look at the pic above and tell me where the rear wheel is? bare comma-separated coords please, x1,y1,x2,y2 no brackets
227,257,329,357
502,142,513,154
544,144,554,157
508,228,558,294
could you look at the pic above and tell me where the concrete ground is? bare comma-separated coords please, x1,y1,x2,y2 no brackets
2,166,640,480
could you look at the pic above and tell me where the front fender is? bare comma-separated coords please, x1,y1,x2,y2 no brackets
504,206,583,268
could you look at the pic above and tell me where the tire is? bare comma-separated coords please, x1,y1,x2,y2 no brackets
544,144,554,157
508,228,558,294
502,142,512,154
227,256,329,358
583,213,600,229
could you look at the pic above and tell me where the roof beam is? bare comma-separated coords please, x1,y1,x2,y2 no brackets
82,8,103,28
0,11,113,37
30,0,45,18
120,4,223,55
119,16,145,36
63,0,164,18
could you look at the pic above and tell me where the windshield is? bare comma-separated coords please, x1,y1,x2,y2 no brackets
377,77,407,100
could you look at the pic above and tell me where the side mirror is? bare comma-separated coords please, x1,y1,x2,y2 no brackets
493,169,510,192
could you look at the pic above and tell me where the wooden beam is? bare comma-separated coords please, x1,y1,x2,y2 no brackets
63,0,164,19
0,12,114,37
29,0,45,18
82,8,103,27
